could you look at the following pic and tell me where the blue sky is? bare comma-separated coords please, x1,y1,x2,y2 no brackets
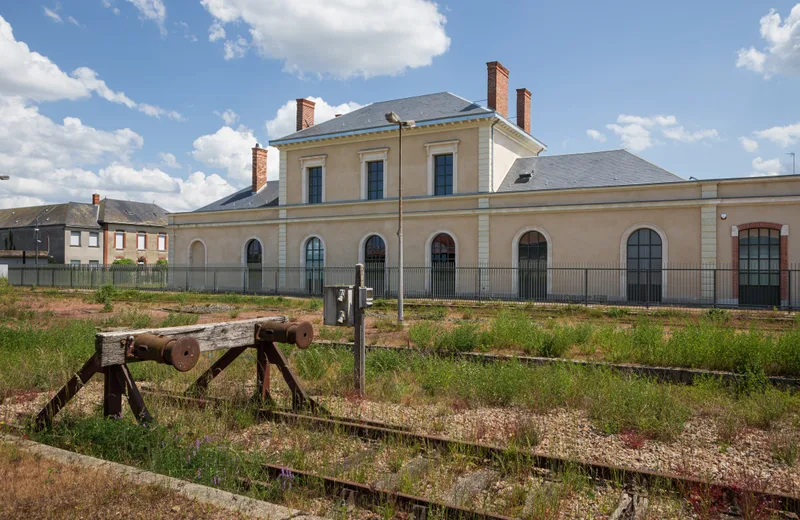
0,0,798,211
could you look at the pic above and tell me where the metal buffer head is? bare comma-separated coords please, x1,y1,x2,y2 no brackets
125,334,201,372
255,321,314,349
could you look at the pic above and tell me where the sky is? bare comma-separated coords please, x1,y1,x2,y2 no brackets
0,0,798,212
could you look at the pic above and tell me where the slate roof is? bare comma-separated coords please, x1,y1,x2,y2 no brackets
194,180,280,213
497,150,684,193
270,92,493,144
0,202,100,229
98,198,168,226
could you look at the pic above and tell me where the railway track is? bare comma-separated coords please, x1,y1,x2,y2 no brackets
314,340,800,390
146,390,800,518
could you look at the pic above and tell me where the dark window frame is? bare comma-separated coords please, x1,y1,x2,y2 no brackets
433,153,453,196
308,166,323,204
366,160,384,200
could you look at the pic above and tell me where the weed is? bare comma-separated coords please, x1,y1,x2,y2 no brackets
702,307,731,324
228,308,241,319
606,307,630,318
93,284,116,305
373,317,403,333
160,313,199,327
770,431,799,466
408,321,437,350
508,416,543,449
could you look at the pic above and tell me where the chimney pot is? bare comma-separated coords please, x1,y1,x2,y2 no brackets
516,88,531,134
486,61,510,118
296,98,316,131
92,193,100,205
251,145,267,193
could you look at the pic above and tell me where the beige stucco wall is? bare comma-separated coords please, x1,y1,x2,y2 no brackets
492,127,538,191
63,228,104,264
282,124,482,204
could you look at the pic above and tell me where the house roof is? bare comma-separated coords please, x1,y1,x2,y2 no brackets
497,150,684,193
98,198,168,226
270,92,494,145
0,202,100,229
194,180,280,213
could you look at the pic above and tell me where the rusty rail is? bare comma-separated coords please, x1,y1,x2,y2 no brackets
149,390,800,516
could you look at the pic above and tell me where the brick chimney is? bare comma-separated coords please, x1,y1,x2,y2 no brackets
252,143,267,193
487,61,509,118
92,193,100,205
516,88,531,133
296,98,316,131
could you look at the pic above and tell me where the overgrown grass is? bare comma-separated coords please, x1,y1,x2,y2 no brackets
160,312,200,328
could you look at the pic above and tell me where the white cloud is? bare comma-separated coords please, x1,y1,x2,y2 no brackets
158,152,180,169
265,96,362,140
737,5,800,78
43,7,62,23
67,16,80,26
586,129,607,143
0,15,88,101
208,21,225,42
751,157,784,176
662,126,719,144
176,21,198,42
126,0,167,36
0,95,233,212
739,136,759,153
191,125,259,184
0,15,182,119
223,36,249,60
604,114,717,152
201,0,450,78
753,122,800,147
216,108,239,126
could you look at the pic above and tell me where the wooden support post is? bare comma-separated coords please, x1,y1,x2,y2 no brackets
117,364,152,423
184,346,248,397
264,341,325,414
34,354,99,430
254,342,274,405
354,263,366,395
103,366,124,418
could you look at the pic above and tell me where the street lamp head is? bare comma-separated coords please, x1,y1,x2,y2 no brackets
0,175,9,180
385,111,401,124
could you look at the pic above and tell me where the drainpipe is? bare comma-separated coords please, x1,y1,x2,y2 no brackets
489,118,499,192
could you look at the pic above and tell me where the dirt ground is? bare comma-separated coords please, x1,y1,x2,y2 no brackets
0,440,253,520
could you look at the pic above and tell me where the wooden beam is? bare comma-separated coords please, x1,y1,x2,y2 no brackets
96,316,286,367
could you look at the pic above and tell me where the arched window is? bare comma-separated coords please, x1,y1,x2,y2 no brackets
246,239,262,265
305,237,324,295
626,228,662,303
188,240,206,290
738,227,781,307
364,235,386,297
245,239,263,293
431,233,456,297
518,231,547,300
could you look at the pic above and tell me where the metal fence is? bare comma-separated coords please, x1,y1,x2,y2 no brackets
5,263,800,310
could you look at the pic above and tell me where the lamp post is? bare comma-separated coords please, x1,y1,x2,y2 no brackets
0,175,9,180
384,112,415,323
788,153,796,175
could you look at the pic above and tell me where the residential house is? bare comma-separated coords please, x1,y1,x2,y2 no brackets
168,61,800,308
98,197,169,265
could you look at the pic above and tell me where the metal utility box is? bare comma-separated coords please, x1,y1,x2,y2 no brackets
324,285,354,326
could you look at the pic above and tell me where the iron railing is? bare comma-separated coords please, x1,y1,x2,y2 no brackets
5,263,799,310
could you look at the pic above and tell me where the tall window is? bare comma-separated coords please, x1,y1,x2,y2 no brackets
367,161,384,200
739,228,780,307
305,237,324,294
88,232,99,248
70,231,81,247
364,235,386,297
626,229,662,303
431,233,456,297
433,154,453,196
115,231,125,250
308,166,322,204
137,232,146,250
518,231,548,300
157,233,166,251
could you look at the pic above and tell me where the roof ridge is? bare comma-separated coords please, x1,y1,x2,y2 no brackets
535,149,625,159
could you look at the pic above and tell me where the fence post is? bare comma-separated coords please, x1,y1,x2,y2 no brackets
36,266,40,287
713,268,717,308
213,268,218,293
584,268,589,306
789,269,793,311
70,268,74,289
273,269,278,295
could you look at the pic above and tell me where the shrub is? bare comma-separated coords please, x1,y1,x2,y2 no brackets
111,258,135,265
702,308,730,324
93,283,117,305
